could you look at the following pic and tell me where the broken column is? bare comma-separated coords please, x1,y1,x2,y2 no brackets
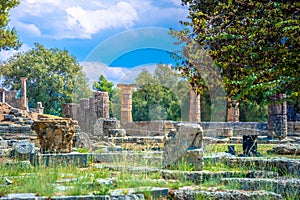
20,77,28,110
0,89,5,103
189,87,201,122
163,123,203,170
268,94,287,139
94,91,109,118
227,98,239,122
117,84,136,122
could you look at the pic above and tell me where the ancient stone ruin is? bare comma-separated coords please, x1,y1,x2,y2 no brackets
163,123,203,170
31,118,78,153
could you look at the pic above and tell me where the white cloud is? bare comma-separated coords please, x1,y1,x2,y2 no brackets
0,44,31,62
81,62,130,87
81,62,159,88
9,0,188,40
65,2,137,36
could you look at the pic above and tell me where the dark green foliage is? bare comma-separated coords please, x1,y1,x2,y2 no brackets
93,75,114,97
132,84,181,121
0,0,21,51
172,0,300,105
1,43,92,115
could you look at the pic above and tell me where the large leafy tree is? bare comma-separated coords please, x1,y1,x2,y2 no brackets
132,84,181,121
0,43,92,115
0,0,21,51
133,64,190,121
171,0,300,106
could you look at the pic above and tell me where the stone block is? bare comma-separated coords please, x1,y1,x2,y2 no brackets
4,114,15,121
31,118,77,153
108,129,126,137
103,118,121,129
30,153,89,167
0,140,8,149
182,148,203,170
163,123,203,167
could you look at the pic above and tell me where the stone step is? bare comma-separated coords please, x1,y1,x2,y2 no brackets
224,157,300,177
91,152,163,166
172,189,283,200
221,177,300,199
108,136,164,144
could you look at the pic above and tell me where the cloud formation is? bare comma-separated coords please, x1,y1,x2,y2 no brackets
10,0,187,39
81,61,157,88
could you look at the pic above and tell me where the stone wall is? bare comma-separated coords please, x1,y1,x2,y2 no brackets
121,121,175,136
121,121,300,137
4,91,21,109
62,92,109,133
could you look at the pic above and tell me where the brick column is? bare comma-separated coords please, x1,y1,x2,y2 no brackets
20,77,28,110
189,87,201,122
227,98,239,122
117,84,136,122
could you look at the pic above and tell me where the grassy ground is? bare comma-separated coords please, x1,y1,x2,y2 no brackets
0,143,299,198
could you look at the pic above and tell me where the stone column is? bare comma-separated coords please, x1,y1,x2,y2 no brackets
37,102,44,114
189,87,201,122
20,77,28,110
94,91,109,118
0,89,6,103
118,84,136,122
227,98,239,122
268,94,287,139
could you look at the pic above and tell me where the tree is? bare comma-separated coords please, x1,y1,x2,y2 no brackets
93,75,114,97
0,43,92,115
171,0,299,106
132,84,181,121
132,64,191,121
0,0,21,51
135,69,154,88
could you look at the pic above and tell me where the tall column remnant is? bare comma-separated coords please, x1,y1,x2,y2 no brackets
0,89,5,103
227,98,240,122
20,77,28,110
94,91,109,118
117,84,136,122
189,87,201,122
268,94,287,139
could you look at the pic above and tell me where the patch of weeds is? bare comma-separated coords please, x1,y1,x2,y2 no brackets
167,180,194,190
168,158,197,171
203,161,236,172
77,148,89,153
92,185,111,196
195,193,213,200
137,189,152,200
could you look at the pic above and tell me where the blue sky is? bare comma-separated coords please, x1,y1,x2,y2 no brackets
1,0,189,86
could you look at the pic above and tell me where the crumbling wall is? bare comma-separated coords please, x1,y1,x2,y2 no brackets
62,92,109,133
121,121,175,136
5,91,21,109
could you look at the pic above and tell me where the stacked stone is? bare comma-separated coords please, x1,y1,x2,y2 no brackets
0,102,34,133
227,99,239,122
117,84,136,122
268,94,287,139
94,92,109,119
